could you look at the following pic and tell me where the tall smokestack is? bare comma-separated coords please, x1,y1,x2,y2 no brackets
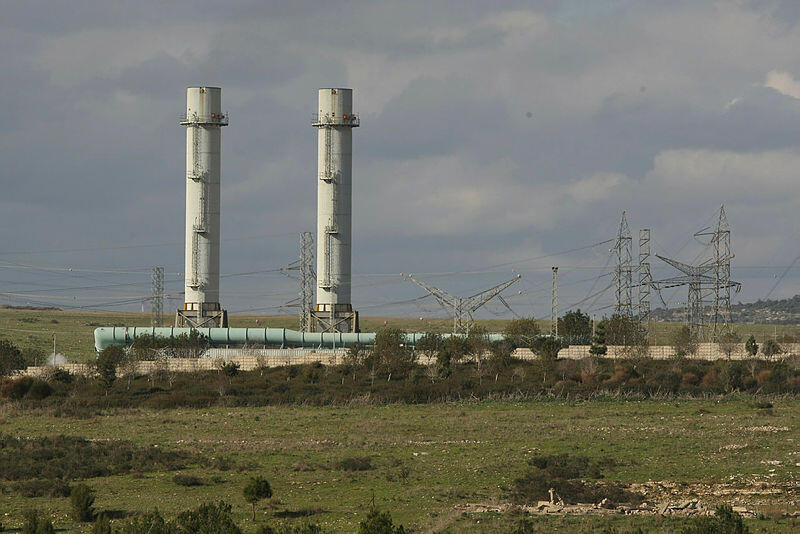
311,88,359,332
176,86,228,327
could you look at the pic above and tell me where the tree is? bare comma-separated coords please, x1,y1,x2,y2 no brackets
502,318,541,348
604,314,646,346
745,335,758,357
589,323,607,356
358,509,406,534
557,309,592,345
70,483,96,522
718,331,741,358
762,339,783,359
96,345,124,392
0,338,26,376
243,476,273,521
530,336,563,361
372,328,415,377
671,326,699,358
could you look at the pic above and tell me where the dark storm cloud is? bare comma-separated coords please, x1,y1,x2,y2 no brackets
3,0,800,318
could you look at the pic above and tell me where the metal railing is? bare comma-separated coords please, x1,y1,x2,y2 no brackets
311,113,359,127
179,112,230,126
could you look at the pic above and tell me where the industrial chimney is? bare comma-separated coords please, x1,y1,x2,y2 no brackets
311,88,359,332
176,86,228,328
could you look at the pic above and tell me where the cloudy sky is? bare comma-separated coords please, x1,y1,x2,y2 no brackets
2,0,800,321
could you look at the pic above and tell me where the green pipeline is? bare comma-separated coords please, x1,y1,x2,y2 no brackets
93,327,505,352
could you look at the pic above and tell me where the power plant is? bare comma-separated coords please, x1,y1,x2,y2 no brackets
176,87,228,328
87,85,738,352
311,89,359,333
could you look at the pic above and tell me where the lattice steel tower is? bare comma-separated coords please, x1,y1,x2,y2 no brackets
299,232,315,332
151,266,164,327
613,211,633,316
551,267,558,337
638,229,652,338
407,274,522,334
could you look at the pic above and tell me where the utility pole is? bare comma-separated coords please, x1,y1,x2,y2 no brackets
638,229,652,341
151,266,164,327
551,267,558,337
407,274,522,334
613,211,633,316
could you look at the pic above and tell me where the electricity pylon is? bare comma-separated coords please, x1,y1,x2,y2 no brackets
613,211,633,316
407,274,522,334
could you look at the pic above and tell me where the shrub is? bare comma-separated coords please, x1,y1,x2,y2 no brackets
503,318,541,348
71,483,96,522
745,335,758,357
22,509,55,534
12,478,71,497
93,514,113,534
173,501,242,534
0,339,25,376
762,339,782,358
358,509,406,534
511,454,641,506
117,511,172,534
220,361,240,377
97,345,125,391
530,336,564,361
173,473,204,486
672,326,699,357
681,503,749,533
336,456,373,471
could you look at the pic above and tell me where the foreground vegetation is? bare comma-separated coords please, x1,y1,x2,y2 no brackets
1,398,797,532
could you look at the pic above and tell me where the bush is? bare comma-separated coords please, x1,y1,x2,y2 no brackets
12,478,71,497
745,335,758,357
0,338,26,376
173,473,204,486
97,345,125,390
93,514,113,534
681,503,749,533
358,509,406,534
117,511,172,534
762,339,782,358
503,318,541,348
70,483,96,522
173,501,242,534
22,509,55,534
220,361,240,377
511,454,641,506
672,326,699,357
336,456,373,471
530,336,564,361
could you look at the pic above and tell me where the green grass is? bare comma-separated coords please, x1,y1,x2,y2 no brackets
3,307,800,364
1,398,798,532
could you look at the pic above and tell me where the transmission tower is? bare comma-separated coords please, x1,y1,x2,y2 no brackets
551,267,558,337
407,274,522,334
151,266,164,327
653,206,740,341
613,211,633,316
638,229,652,339
299,232,315,332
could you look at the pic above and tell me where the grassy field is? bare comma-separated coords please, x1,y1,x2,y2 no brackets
1,398,798,532
3,307,800,364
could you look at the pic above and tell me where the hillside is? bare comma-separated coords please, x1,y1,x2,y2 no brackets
651,294,800,325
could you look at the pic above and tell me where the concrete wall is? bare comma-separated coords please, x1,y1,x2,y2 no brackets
16,343,797,378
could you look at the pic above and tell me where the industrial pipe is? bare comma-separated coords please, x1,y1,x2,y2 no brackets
93,327,505,352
